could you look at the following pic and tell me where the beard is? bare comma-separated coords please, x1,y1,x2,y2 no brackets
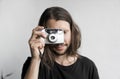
50,43,70,56
53,50,66,56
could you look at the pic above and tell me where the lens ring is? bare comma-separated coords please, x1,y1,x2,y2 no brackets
48,34,57,43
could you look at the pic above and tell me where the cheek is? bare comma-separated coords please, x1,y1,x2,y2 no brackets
64,33,71,43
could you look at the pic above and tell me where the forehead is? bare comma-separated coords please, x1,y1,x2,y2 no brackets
46,19,70,30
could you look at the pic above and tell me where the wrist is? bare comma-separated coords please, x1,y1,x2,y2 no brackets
31,57,41,62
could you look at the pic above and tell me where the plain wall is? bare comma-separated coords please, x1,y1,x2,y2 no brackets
0,0,120,79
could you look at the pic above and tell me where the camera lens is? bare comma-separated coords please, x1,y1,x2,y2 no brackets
51,36,55,40
48,34,57,43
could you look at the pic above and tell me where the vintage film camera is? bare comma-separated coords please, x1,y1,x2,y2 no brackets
41,28,64,44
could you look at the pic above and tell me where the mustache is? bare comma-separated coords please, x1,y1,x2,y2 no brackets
54,43,67,47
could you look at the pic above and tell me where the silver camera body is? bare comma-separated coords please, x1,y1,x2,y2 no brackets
42,28,64,44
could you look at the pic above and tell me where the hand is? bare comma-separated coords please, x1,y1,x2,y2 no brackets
28,26,46,60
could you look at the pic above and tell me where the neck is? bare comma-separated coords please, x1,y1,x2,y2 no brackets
55,54,77,66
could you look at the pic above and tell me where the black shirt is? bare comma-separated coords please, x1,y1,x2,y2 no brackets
22,56,99,79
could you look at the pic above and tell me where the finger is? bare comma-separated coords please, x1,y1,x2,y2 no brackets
39,38,45,47
33,31,46,38
29,39,44,48
30,29,46,41
34,26,44,31
30,42,42,51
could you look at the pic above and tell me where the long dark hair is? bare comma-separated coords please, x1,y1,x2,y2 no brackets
38,6,81,69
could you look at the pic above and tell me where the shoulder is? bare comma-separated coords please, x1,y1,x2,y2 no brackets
77,55,100,79
22,57,32,70
21,57,31,78
23,57,31,65
77,55,97,68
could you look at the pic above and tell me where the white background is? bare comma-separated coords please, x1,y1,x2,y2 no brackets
0,0,120,79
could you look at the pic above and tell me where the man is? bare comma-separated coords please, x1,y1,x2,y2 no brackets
22,6,99,79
